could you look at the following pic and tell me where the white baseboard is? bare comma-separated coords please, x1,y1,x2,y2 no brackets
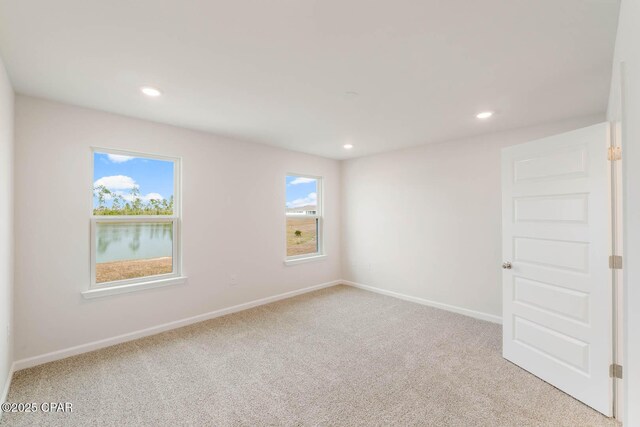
342,280,502,324
1,362,16,422
12,279,500,372
13,280,342,371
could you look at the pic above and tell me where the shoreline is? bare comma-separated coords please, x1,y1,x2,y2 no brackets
96,256,173,283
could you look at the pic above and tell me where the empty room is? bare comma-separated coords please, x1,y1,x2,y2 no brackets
0,0,638,425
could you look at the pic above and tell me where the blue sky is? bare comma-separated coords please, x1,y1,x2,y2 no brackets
286,176,317,208
93,152,174,207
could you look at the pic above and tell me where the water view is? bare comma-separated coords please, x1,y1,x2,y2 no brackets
95,223,173,283
96,222,173,262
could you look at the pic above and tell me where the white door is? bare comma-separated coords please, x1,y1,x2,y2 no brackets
501,123,612,416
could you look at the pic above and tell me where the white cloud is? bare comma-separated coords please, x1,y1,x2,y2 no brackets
94,175,139,191
107,154,135,163
287,192,317,208
289,177,316,185
144,192,164,200
121,192,164,202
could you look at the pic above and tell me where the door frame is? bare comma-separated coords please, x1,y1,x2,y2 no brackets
610,120,624,420
608,61,627,422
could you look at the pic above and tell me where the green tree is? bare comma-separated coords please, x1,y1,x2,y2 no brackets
112,194,122,212
131,187,143,213
94,185,106,209
93,185,174,216
149,198,160,215
93,185,113,214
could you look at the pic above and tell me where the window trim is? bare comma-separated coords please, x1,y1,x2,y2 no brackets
86,147,184,297
284,173,325,263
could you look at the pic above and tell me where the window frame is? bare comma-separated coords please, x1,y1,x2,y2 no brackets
84,147,184,298
284,173,325,264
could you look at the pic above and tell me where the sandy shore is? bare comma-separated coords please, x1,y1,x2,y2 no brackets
96,257,173,283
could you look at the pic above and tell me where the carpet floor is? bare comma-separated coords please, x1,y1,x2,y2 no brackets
1,285,618,426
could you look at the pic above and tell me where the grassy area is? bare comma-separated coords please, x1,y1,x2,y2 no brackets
96,257,173,283
286,217,318,256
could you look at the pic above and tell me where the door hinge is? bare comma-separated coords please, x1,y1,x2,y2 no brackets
609,255,623,269
610,364,623,379
608,146,622,161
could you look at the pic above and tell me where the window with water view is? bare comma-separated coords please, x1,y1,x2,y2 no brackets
92,150,179,286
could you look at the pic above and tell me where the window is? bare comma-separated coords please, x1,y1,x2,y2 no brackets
86,149,183,297
285,175,323,261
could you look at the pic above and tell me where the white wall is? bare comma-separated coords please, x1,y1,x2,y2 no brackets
607,0,640,423
341,115,604,321
0,57,14,400
13,96,341,361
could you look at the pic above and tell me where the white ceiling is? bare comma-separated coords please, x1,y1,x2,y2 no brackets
0,0,620,159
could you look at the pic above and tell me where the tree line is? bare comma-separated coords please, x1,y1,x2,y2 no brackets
94,185,174,215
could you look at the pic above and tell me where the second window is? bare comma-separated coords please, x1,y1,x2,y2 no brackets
285,175,322,259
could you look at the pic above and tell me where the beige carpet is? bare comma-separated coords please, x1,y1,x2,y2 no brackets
1,285,618,427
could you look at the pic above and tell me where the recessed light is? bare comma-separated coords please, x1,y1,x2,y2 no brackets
141,86,162,97
476,111,493,119
343,144,354,150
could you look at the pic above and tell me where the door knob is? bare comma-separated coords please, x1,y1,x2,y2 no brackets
502,262,512,270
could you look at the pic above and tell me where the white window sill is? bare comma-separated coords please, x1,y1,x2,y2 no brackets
81,276,187,299
284,254,327,266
